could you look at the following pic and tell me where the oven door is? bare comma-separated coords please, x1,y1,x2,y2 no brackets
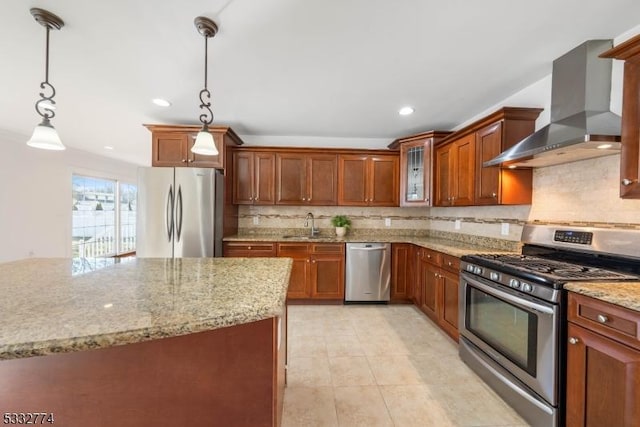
459,272,559,405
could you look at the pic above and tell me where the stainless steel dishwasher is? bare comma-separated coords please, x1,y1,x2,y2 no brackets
345,243,391,302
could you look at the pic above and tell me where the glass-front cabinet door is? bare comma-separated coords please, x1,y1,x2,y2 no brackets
396,131,451,207
400,139,431,206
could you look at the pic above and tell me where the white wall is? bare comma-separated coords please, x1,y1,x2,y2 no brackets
0,130,138,262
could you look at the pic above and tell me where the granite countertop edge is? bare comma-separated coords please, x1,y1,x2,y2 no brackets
564,282,640,313
0,258,292,361
223,234,517,257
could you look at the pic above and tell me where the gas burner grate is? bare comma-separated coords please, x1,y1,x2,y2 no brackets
469,254,639,281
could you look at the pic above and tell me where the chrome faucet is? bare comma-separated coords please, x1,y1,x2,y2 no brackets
304,212,320,237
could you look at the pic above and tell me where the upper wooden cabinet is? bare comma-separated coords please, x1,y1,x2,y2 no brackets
435,133,475,206
145,124,243,170
434,107,542,206
338,153,399,206
233,151,276,205
276,153,337,205
601,35,640,199
388,131,451,207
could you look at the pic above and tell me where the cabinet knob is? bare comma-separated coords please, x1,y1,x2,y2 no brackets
307,259,310,263
622,178,637,186
255,196,259,201
247,246,252,250
448,261,452,266
302,197,306,201
312,260,316,264
492,192,497,198
249,197,253,201
427,254,431,259
569,337,579,345
182,159,188,163
597,314,609,324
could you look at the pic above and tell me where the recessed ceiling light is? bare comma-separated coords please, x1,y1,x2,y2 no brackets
104,145,114,150
398,106,414,116
597,143,613,149
508,165,517,169
152,98,171,107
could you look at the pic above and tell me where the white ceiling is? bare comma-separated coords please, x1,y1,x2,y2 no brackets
2,0,640,165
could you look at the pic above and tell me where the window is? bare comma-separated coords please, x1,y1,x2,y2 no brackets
72,175,137,260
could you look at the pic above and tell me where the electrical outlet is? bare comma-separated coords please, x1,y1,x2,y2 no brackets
385,218,391,227
253,216,259,225
501,223,510,236
454,219,461,230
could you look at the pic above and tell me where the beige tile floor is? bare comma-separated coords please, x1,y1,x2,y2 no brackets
283,304,530,427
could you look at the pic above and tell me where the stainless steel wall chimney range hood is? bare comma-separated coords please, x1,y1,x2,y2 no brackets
485,40,622,168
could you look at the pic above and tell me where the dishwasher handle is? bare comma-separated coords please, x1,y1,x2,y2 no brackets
349,246,387,251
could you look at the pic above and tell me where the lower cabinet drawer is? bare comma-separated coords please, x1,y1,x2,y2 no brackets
223,242,277,257
568,292,640,351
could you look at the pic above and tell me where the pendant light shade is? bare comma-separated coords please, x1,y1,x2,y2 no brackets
192,125,218,156
28,8,65,151
191,16,219,156
27,118,64,150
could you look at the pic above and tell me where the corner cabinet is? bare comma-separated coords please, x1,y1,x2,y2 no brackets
566,292,640,427
144,124,243,170
601,34,640,199
433,107,542,206
388,131,451,207
337,153,399,206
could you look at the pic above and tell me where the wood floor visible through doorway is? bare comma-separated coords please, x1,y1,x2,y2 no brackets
282,304,530,427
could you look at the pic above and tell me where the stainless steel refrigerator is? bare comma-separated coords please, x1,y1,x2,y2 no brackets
136,167,223,258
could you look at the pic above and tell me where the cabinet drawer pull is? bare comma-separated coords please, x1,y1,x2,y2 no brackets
247,246,252,250
569,337,579,345
622,178,636,186
597,314,609,324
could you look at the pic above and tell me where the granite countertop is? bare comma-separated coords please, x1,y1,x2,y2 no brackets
0,257,292,360
223,233,517,258
564,281,640,313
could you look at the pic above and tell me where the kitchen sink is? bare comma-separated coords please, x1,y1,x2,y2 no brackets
281,235,318,240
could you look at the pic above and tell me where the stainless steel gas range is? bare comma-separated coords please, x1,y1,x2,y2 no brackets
458,224,640,427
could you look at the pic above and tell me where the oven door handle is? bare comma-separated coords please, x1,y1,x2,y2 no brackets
463,274,555,315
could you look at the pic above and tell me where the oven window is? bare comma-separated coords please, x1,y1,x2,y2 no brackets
466,287,538,376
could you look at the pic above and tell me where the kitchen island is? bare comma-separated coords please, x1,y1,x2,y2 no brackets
0,257,292,427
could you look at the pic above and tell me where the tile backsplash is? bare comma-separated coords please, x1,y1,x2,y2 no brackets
238,154,640,241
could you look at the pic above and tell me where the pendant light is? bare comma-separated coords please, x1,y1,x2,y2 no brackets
27,8,65,151
191,16,219,156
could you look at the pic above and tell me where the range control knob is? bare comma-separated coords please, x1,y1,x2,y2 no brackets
522,283,533,293
466,264,475,272
489,272,500,281
473,266,483,275
509,279,521,289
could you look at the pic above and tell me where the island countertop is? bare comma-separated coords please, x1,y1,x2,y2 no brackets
0,257,292,360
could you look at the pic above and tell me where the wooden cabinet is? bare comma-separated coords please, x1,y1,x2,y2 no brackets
233,151,276,205
389,131,451,207
434,107,542,206
276,153,337,205
601,35,640,199
223,241,276,257
277,243,345,300
338,154,399,206
474,109,541,205
566,292,640,427
415,247,460,341
145,124,243,170
391,243,414,302
435,134,475,206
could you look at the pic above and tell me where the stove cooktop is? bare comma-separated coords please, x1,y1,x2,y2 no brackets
463,253,640,283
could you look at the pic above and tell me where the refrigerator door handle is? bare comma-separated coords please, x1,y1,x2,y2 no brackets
176,185,183,242
166,184,174,242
